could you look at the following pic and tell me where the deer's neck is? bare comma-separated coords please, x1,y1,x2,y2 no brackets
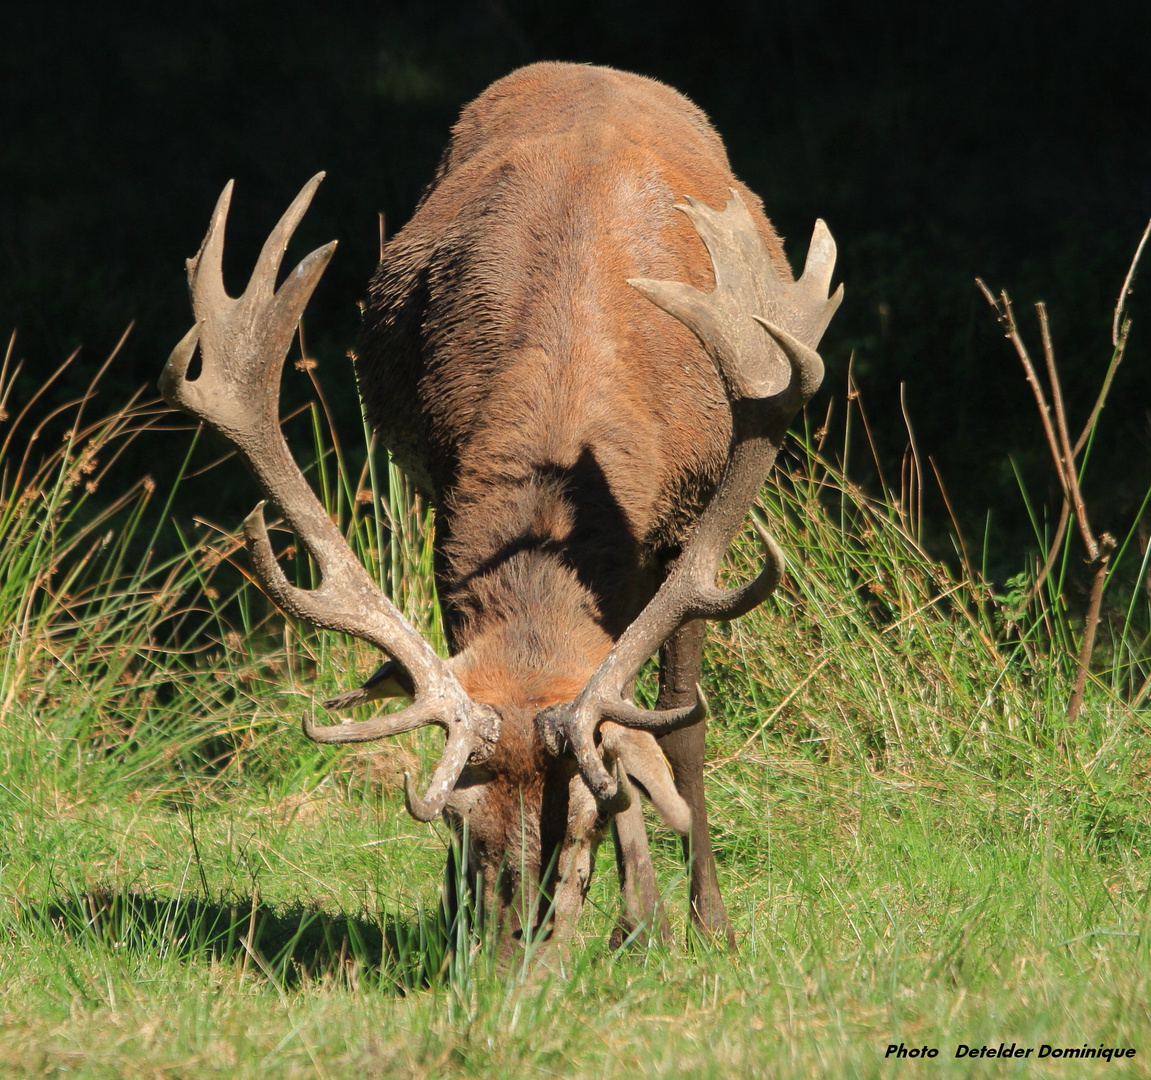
441,461,657,708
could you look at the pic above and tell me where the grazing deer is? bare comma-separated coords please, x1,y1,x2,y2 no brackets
163,62,841,947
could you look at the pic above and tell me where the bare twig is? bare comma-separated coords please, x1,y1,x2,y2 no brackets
1112,219,1151,347
1070,218,1148,459
1073,320,1130,460
1037,304,1097,559
1067,532,1117,727
1038,303,1074,474
976,280,1066,493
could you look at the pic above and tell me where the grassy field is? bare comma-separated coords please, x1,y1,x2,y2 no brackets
1,319,1150,1078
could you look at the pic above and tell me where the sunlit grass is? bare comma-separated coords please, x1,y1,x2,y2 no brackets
0,319,1149,1077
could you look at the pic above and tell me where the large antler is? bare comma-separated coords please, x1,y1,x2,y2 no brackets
161,175,498,820
540,191,842,800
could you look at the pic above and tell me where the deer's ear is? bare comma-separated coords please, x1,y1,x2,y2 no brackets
322,660,415,711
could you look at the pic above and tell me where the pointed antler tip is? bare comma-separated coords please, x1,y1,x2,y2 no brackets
159,322,202,407
210,180,235,222
241,500,269,533
404,771,441,822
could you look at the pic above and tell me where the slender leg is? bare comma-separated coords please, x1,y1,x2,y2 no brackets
547,776,599,947
609,797,673,947
656,619,734,947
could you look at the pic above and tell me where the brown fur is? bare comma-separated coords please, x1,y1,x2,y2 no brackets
356,62,793,940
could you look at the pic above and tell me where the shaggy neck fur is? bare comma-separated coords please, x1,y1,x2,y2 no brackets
444,471,637,713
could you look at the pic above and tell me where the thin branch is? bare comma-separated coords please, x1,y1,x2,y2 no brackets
1067,533,1116,727
1038,303,1097,560
976,280,1067,499
1073,218,1150,458
978,275,1122,727
1112,218,1151,347
1072,319,1130,460
1037,303,1073,472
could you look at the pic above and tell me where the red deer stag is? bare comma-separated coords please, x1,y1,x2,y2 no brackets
163,62,841,947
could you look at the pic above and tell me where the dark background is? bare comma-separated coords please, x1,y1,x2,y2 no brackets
3,0,1150,578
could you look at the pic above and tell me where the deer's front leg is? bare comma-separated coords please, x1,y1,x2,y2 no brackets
656,619,733,947
610,797,673,947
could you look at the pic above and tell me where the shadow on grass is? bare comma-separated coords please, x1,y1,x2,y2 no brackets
25,889,453,992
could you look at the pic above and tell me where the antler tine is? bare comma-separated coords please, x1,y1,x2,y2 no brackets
689,514,785,621
321,659,414,711
545,191,840,802
797,235,844,346
302,698,442,744
163,177,500,819
798,220,841,294
162,322,202,396
601,723,691,835
248,173,327,306
242,498,399,645
601,681,708,736
405,724,480,821
185,180,234,317
678,193,760,296
753,317,824,404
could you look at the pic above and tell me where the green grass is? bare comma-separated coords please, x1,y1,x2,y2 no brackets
1,328,1150,1078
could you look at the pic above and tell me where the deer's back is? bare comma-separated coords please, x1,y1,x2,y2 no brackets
356,62,790,581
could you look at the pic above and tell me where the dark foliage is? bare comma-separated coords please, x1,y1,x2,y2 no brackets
3,0,1149,571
